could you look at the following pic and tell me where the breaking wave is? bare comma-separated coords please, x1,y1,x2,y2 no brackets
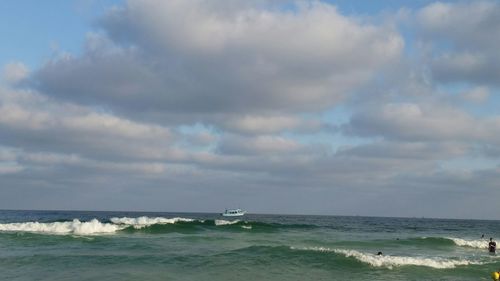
0,217,259,235
0,219,124,235
290,246,480,269
447,237,488,249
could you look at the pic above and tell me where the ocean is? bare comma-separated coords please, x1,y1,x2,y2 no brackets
1,210,499,281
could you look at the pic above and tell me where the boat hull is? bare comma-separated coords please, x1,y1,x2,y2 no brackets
221,209,246,217
221,212,246,217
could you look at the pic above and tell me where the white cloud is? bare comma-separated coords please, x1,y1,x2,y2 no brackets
0,147,24,175
218,135,303,155
61,112,172,140
0,86,179,162
31,0,403,118
461,86,490,103
221,115,323,135
0,146,20,161
337,141,468,160
0,163,24,174
417,1,500,85
0,103,53,130
343,102,500,150
20,151,83,165
2,62,29,84
418,1,500,49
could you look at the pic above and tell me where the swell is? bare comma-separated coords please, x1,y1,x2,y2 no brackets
340,237,489,250
217,244,486,270
395,237,456,248
404,237,488,249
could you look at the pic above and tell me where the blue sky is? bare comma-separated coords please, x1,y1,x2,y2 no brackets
0,0,121,68
0,0,499,219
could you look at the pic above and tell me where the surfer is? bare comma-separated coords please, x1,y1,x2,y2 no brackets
376,251,383,256
489,238,496,254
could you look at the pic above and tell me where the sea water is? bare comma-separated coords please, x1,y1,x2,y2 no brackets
1,210,499,281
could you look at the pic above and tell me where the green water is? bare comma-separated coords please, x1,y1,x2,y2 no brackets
1,210,499,280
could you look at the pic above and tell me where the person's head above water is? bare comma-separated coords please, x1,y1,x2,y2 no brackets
491,238,494,242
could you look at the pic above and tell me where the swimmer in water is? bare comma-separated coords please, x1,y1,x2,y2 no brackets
489,238,496,254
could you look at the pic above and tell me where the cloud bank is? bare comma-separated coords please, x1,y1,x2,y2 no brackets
1,0,499,219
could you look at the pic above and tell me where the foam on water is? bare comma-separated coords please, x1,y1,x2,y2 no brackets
448,237,488,249
110,216,195,229
0,219,123,235
291,246,480,269
214,219,240,226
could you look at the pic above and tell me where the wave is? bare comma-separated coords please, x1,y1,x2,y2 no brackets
0,219,124,235
214,219,252,229
412,237,489,249
376,237,487,250
290,246,480,269
0,216,265,235
1,217,495,244
214,219,240,226
447,237,488,249
0,216,373,236
110,216,196,229
110,217,306,232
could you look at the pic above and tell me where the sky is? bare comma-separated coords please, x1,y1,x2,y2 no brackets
0,0,499,219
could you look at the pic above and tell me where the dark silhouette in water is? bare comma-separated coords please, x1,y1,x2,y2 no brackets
376,251,383,256
489,238,496,254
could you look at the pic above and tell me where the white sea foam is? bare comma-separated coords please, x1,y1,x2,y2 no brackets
110,216,195,229
291,247,479,269
0,219,123,235
241,225,252,229
448,237,488,249
214,219,239,226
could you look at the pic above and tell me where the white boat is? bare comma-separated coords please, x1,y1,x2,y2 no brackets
221,209,246,217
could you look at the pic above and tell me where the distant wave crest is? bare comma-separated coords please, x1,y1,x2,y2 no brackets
110,216,196,229
214,219,240,226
